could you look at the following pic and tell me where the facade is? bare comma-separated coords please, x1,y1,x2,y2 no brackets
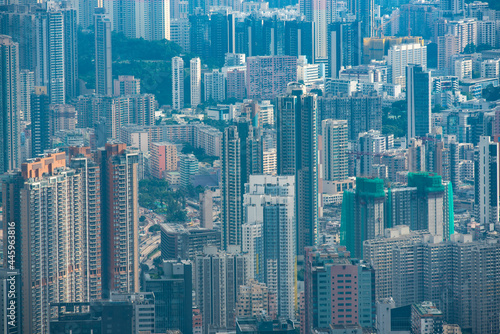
236,281,277,319
204,69,226,102
227,68,246,100
150,142,178,179
190,57,202,107
0,35,20,173
180,154,199,188
475,136,499,229
327,21,362,78
19,69,34,122
99,143,140,295
242,175,296,319
322,119,348,182
114,75,140,96
95,8,112,96
143,260,193,334
247,56,297,100
303,245,375,334
172,56,184,110
407,65,431,140
387,43,427,86
160,223,221,260
194,246,247,334
30,87,51,157
276,83,318,255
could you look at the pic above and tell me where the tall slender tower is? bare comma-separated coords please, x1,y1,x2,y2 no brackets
190,57,201,108
0,35,20,173
100,143,140,296
277,83,318,255
172,56,184,110
30,86,51,157
95,7,113,96
407,64,431,140
322,119,348,181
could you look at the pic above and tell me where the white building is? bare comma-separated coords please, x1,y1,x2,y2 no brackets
387,43,427,86
481,59,500,78
172,56,184,110
451,55,472,80
242,175,296,320
476,136,499,230
190,58,201,108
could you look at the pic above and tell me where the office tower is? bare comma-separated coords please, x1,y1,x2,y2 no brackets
62,5,78,99
19,69,34,122
189,15,210,59
341,177,385,258
150,142,178,179
247,56,297,100
204,69,226,102
407,65,431,140
303,245,375,332
387,43,427,85
475,136,499,229
30,86,51,157
114,75,140,96
210,13,230,66
284,20,315,64
222,121,262,249
3,152,102,334
236,280,277,319
327,22,362,78
357,130,387,177
99,143,140,295
108,293,156,333
276,83,318,254
95,8,112,96
180,154,199,188
190,58,201,107
172,56,184,110
160,224,221,260
243,175,296,319
143,260,193,334
0,35,20,173
226,68,246,100
195,246,247,334
199,189,214,228
322,119,348,181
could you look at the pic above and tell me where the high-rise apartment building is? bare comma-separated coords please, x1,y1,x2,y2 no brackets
247,56,297,100
0,35,20,173
387,43,427,85
236,280,277,319
204,69,225,102
327,22,362,78
341,177,386,258
322,119,348,181
2,151,102,334
303,245,375,333
222,121,262,249
357,130,387,177
180,154,199,188
150,142,178,179
242,175,296,319
276,83,318,254
227,68,246,100
172,56,184,110
475,136,499,230
19,69,34,122
195,246,247,334
190,57,201,108
30,86,51,157
407,65,431,140
99,143,140,296
95,8,113,96
113,75,141,96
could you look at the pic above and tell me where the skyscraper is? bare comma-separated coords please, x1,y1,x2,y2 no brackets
407,65,431,140
95,8,112,96
222,120,262,250
190,57,201,108
99,143,140,296
2,151,102,334
30,86,51,157
322,119,348,181
327,21,362,78
172,56,184,110
195,246,247,334
19,69,34,122
243,175,296,319
341,177,386,258
0,35,20,173
388,43,427,85
475,136,499,230
277,83,318,254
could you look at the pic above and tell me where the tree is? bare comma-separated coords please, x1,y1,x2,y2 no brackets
149,224,161,233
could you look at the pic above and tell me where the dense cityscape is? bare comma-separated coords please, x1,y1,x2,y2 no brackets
0,0,500,333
